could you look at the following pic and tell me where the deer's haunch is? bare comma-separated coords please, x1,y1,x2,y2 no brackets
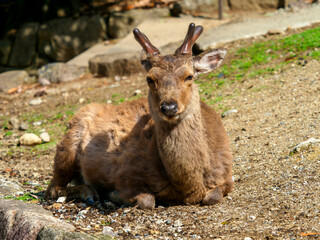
45,23,234,209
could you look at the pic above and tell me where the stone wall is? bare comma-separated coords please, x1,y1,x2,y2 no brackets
0,0,310,70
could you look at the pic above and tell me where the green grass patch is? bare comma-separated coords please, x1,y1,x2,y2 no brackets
196,26,320,107
111,92,142,105
30,141,57,152
4,193,40,202
4,130,12,136
208,26,320,82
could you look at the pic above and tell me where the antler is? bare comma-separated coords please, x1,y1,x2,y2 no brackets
175,23,203,55
133,28,161,56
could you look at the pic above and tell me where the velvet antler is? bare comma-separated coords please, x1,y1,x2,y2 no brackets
175,23,203,55
133,28,161,56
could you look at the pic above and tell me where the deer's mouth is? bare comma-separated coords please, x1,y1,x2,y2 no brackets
162,113,180,121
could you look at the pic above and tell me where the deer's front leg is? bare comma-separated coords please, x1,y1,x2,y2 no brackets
46,183,99,205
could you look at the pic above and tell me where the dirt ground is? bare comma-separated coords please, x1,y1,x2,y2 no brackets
0,30,319,239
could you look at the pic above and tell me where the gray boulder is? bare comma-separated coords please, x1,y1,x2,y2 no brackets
38,62,87,83
179,0,229,13
108,8,170,39
0,199,74,239
0,39,12,66
88,41,184,77
228,0,285,11
89,52,143,77
0,199,105,239
38,227,97,240
0,70,29,92
38,15,106,62
8,22,39,67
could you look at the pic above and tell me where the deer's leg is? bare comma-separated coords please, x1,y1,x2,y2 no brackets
54,184,99,205
45,132,80,200
107,190,155,209
222,179,234,196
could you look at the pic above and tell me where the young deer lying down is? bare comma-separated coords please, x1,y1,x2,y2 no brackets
45,23,233,209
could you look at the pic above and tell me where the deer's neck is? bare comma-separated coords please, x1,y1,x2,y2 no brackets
154,86,211,195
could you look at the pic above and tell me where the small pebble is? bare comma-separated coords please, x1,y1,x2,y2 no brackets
107,100,112,104
103,226,116,236
29,98,43,106
134,89,142,96
79,98,86,104
19,122,28,131
38,78,51,86
9,117,20,129
33,121,42,126
174,220,183,227
222,109,238,118
52,203,62,210
62,92,69,98
114,75,121,81
19,133,42,146
109,83,120,88
56,196,66,203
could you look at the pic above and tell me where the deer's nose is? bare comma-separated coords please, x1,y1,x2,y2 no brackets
160,101,178,117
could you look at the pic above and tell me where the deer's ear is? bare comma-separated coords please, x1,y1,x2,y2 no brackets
140,50,152,71
193,48,228,75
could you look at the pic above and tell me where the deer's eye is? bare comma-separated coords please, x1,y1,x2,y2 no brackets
185,75,193,82
146,77,154,84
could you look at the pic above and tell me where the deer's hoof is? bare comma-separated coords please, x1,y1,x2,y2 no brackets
135,193,155,210
85,196,95,205
202,187,223,205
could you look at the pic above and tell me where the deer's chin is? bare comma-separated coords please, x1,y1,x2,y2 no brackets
161,113,181,123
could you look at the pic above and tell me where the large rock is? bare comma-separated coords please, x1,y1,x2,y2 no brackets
228,0,295,10
8,22,39,67
0,178,23,198
89,52,143,77
0,39,12,66
179,0,230,13
108,8,170,39
38,62,87,83
38,15,106,62
0,70,29,92
0,199,76,240
19,133,42,146
37,227,97,240
88,40,186,77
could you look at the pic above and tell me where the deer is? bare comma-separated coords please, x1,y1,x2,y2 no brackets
45,23,233,210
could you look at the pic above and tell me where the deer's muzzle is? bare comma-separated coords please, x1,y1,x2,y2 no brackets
160,101,178,117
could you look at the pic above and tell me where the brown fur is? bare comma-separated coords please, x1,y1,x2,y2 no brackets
45,26,233,209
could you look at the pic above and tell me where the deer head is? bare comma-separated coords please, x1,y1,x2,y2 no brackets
133,23,227,123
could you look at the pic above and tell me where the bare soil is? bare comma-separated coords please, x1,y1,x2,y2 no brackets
0,30,319,239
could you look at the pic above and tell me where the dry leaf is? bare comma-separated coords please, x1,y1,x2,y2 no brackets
300,232,318,236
